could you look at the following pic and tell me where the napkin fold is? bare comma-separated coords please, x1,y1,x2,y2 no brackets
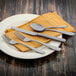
5,12,75,52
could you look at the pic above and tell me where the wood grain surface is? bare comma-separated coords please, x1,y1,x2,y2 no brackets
0,0,76,76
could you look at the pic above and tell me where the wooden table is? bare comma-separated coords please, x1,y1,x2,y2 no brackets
0,0,76,76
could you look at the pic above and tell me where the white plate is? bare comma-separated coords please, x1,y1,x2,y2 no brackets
0,14,62,59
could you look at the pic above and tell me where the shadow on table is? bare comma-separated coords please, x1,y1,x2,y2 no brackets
0,50,60,66
0,50,67,76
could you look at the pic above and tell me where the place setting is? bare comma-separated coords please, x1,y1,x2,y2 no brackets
0,12,75,59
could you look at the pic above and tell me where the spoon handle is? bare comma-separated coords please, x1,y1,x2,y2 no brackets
32,40,61,51
46,29,75,36
37,33,66,42
46,25,67,29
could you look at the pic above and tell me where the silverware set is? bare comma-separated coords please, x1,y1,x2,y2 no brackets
3,23,75,54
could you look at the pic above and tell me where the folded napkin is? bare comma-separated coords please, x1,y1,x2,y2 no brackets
5,12,75,52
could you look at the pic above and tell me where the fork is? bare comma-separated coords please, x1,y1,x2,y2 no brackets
15,32,61,51
2,34,45,54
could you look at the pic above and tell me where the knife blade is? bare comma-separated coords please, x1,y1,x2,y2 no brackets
12,27,66,42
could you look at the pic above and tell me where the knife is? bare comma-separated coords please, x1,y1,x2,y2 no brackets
12,27,66,42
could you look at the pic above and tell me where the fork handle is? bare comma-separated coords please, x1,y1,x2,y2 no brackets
18,42,45,54
32,40,61,51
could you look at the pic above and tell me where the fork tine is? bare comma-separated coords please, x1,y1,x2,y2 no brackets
15,32,25,40
3,34,11,40
15,32,32,42
2,34,11,43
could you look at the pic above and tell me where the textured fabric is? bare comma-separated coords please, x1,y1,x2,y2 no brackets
5,12,75,52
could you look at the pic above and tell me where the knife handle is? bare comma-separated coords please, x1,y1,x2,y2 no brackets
37,33,66,42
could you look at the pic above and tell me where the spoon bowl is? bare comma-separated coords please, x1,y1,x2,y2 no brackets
30,23,45,32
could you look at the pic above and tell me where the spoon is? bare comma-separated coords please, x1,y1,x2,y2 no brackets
30,23,75,36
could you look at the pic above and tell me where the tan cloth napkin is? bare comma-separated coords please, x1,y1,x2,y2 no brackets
5,12,75,52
